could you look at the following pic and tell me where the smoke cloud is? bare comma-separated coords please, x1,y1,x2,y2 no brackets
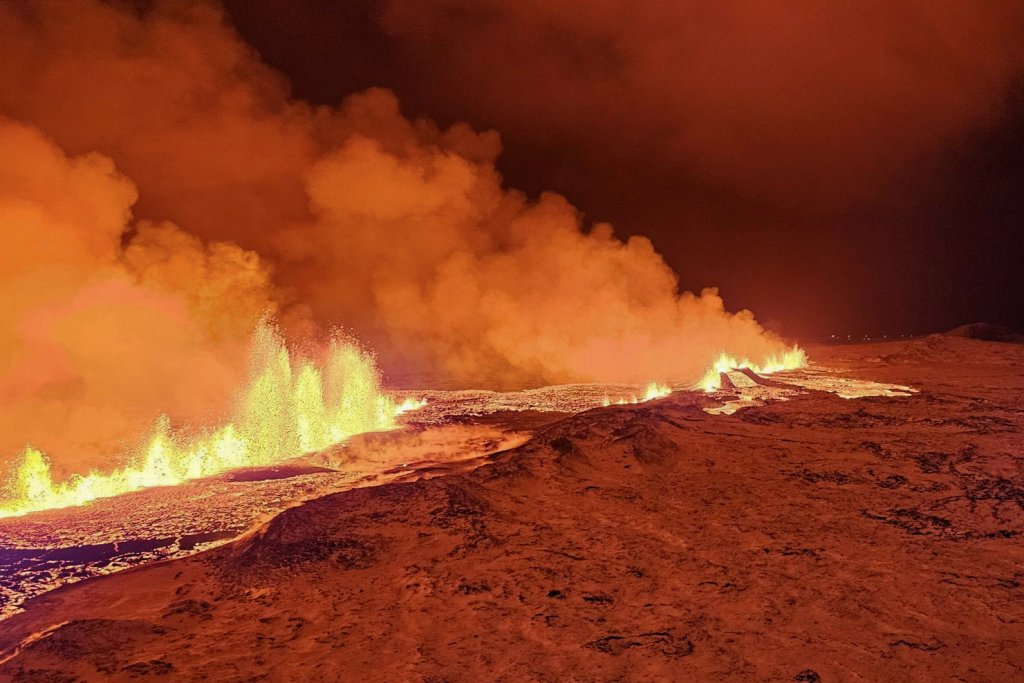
1,0,796,472
0,117,275,473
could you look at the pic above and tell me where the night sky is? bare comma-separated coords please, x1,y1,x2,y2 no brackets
224,0,1024,339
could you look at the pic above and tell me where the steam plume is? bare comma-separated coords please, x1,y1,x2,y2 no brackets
0,117,273,473
1,0,795,474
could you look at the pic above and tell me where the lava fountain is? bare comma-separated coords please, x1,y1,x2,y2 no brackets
0,321,423,518
0,318,807,519
698,346,807,392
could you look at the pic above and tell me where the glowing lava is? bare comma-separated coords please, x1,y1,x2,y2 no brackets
698,346,808,392
0,322,422,518
0,335,800,519
602,382,672,406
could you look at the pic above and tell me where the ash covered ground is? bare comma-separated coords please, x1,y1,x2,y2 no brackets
1,334,1022,681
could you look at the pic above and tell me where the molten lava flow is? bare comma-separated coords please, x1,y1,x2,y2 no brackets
644,382,672,401
601,382,672,407
698,346,808,392
0,322,419,518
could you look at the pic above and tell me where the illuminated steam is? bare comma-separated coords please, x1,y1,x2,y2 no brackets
1,1,803,484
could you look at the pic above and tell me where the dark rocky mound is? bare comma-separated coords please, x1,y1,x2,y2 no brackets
943,323,1023,342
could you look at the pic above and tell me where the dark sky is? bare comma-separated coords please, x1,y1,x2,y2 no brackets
223,0,1024,339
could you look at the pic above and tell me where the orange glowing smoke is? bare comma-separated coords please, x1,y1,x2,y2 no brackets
0,321,422,518
0,1,806,491
0,116,279,484
0,1,799,388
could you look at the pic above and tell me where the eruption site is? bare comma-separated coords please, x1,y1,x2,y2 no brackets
1,321,426,518
1,2,1021,680
0,0,802,512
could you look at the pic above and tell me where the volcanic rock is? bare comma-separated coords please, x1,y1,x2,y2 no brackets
0,338,1022,681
